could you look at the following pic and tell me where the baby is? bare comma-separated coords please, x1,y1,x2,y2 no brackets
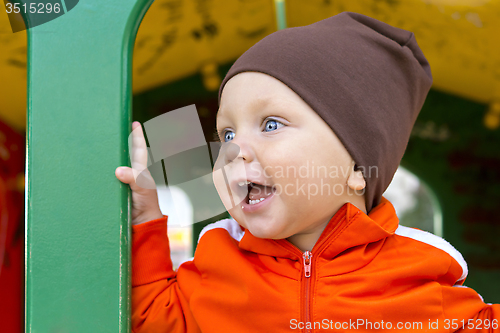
116,11,499,333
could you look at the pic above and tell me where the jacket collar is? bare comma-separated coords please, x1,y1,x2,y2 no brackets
238,196,399,261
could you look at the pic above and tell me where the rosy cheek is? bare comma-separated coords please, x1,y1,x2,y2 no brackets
212,168,233,209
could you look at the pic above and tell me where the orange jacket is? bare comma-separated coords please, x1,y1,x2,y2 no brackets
131,197,499,332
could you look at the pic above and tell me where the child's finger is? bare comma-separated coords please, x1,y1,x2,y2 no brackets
115,166,134,185
127,122,157,190
116,166,152,192
132,121,141,130
130,122,149,174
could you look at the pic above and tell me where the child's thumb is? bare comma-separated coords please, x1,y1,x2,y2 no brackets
115,166,135,185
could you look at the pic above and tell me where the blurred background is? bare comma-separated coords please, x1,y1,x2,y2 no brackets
1,0,500,331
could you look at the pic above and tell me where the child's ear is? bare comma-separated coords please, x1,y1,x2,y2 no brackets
347,164,366,191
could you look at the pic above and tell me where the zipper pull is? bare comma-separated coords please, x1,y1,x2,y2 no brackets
303,251,312,278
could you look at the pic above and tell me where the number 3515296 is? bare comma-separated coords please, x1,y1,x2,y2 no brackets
6,2,61,14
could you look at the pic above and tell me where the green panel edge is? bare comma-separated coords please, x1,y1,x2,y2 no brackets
24,0,154,332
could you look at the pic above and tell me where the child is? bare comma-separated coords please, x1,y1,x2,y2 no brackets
115,11,499,332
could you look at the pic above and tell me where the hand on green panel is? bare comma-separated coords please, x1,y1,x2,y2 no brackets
115,121,163,226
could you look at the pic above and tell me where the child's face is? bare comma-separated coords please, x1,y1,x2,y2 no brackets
213,72,363,248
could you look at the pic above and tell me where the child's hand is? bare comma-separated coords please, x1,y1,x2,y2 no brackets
115,121,164,225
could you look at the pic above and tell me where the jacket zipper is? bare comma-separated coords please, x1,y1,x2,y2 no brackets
277,214,347,333
302,251,313,333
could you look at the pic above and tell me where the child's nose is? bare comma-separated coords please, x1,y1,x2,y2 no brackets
223,139,254,164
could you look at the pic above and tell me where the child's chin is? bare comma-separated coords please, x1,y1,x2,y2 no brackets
247,224,285,240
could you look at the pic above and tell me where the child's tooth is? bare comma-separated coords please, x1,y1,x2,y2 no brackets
238,181,245,186
248,197,266,205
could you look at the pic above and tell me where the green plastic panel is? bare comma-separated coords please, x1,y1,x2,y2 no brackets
25,1,153,332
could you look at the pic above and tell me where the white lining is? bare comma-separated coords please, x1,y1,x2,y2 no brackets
175,219,243,270
198,218,245,243
394,225,468,283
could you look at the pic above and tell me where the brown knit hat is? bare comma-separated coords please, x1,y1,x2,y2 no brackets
217,11,433,213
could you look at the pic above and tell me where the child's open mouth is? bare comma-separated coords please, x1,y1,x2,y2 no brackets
240,181,276,212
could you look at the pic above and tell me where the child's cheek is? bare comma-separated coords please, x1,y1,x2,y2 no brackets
212,167,234,211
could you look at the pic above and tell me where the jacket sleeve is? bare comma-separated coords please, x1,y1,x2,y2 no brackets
440,269,500,332
131,215,202,333
465,304,500,333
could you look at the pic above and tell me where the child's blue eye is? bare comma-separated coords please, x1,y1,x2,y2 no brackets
264,119,284,132
222,119,284,142
224,131,235,142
